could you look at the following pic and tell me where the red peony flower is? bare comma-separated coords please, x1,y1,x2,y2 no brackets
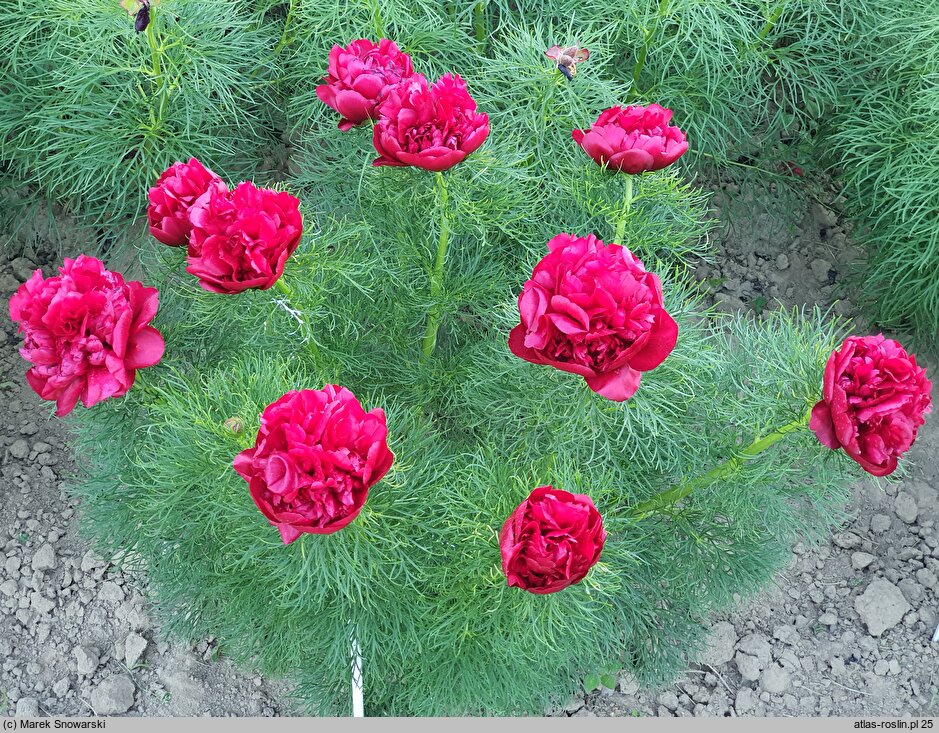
186,181,303,294
810,335,932,476
372,73,490,172
8,255,165,417
316,38,415,132
499,486,606,594
147,158,226,246
508,233,678,401
233,386,394,544
572,104,688,174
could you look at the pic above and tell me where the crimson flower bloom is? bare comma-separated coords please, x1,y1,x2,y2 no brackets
233,386,395,544
8,255,165,416
372,73,490,172
810,335,932,476
500,486,606,594
186,182,303,294
316,38,415,131
147,158,226,247
508,233,678,401
572,104,688,174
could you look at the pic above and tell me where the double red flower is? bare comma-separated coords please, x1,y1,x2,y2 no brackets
187,182,303,294
500,486,606,594
573,104,688,174
8,255,165,416
316,38,415,131
233,386,395,544
147,160,303,294
315,39,490,172
810,335,932,476
509,233,678,401
147,158,226,247
372,73,490,172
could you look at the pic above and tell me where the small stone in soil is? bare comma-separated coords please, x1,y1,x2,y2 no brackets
855,579,912,636
852,552,876,570
74,645,100,676
699,621,737,667
98,581,125,603
31,544,55,572
810,258,833,283
735,688,757,713
761,664,792,694
9,439,29,459
15,697,40,717
124,632,148,668
894,492,919,524
871,514,892,533
818,612,838,626
90,674,136,715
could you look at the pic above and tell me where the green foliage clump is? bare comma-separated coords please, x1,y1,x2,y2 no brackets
70,146,855,714
825,2,939,348
2,0,882,716
0,0,281,224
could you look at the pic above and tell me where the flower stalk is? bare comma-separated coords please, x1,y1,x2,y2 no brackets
422,172,451,357
473,2,487,55
629,0,670,100
758,2,786,41
627,410,812,519
144,5,169,124
272,276,321,362
273,0,297,56
612,175,634,246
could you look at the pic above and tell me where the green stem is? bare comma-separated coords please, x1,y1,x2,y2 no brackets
612,175,634,245
629,0,669,100
473,2,487,55
758,2,785,40
275,277,292,296
145,6,168,120
421,172,450,358
273,276,319,360
369,0,384,37
273,0,297,56
627,411,811,519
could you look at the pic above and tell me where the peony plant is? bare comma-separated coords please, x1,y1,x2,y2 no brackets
10,26,930,720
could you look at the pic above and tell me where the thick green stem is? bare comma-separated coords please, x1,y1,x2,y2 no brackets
422,172,450,358
273,0,297,55
758,2,785,40
627,411,811,519
275,277,292,296
473,2,487,54
368,0,384,37
273,276,320,360
612,175,634,245
145,6,169,123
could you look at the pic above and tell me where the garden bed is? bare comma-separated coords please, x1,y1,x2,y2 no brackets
1,181,935,717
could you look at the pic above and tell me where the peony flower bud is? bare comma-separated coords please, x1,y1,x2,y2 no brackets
224,416,245,434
